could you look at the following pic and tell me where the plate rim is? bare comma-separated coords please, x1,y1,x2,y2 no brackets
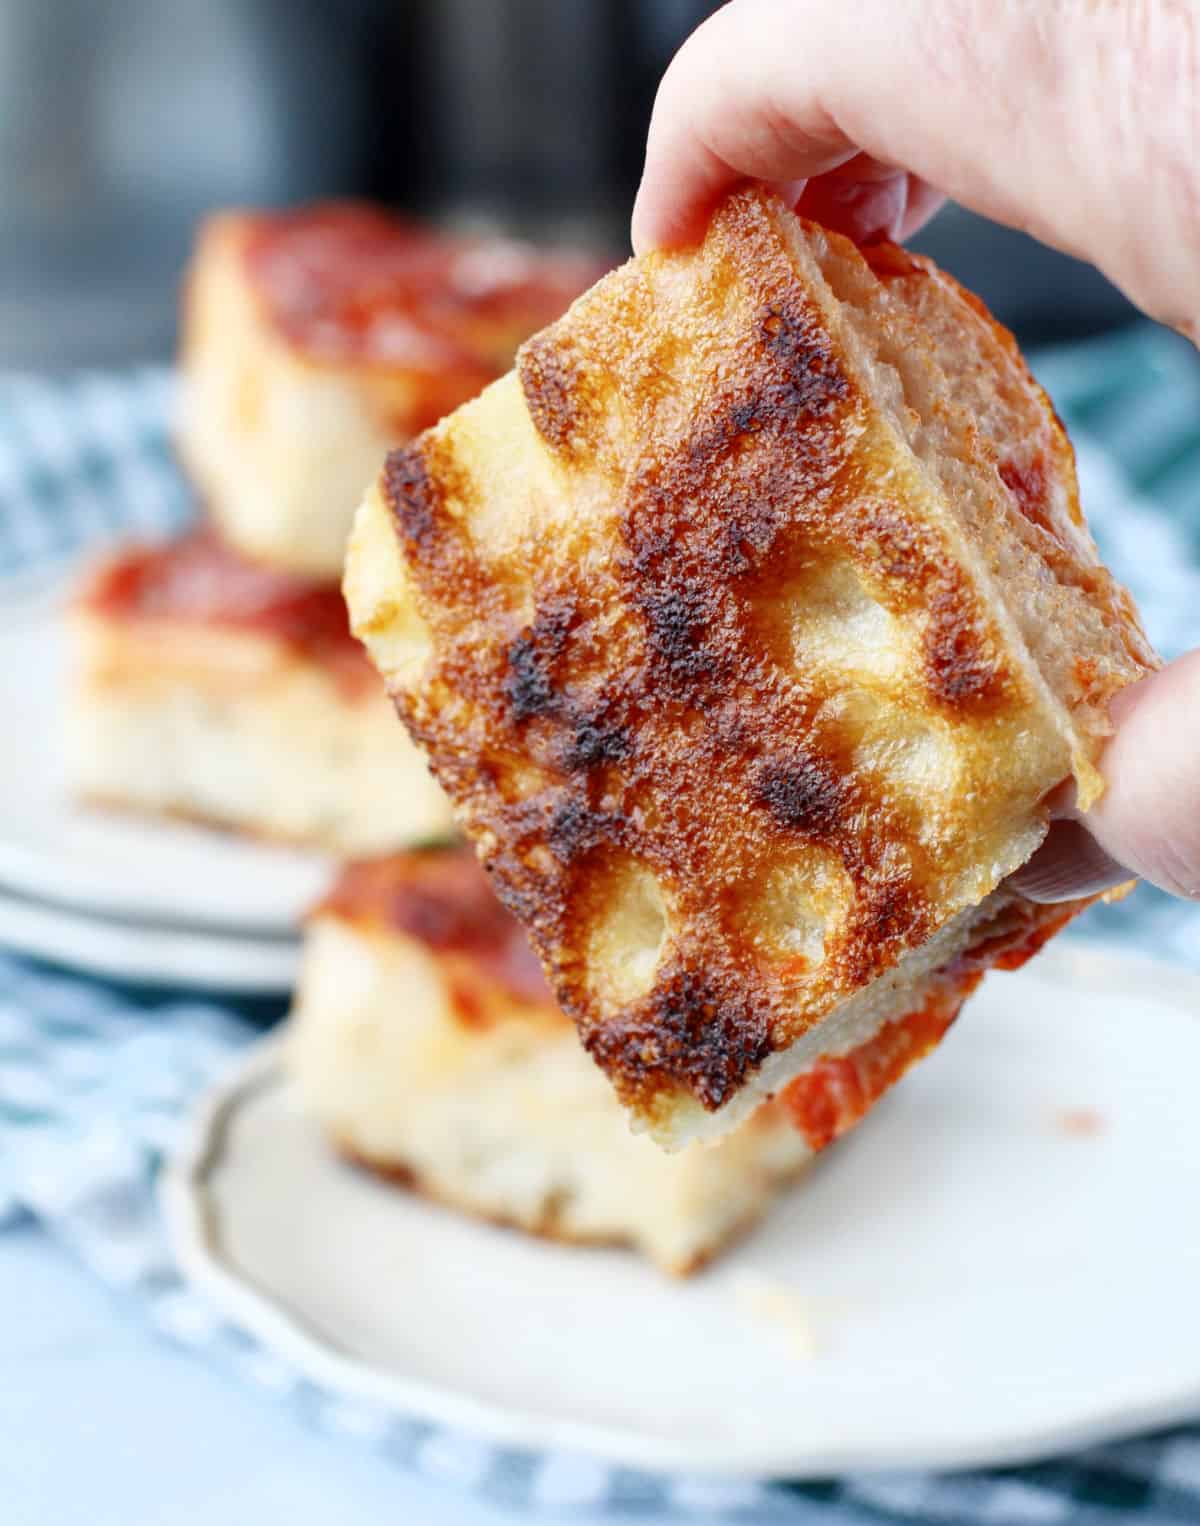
160,941,1200,1478
0,884,299,994
0,834,331,937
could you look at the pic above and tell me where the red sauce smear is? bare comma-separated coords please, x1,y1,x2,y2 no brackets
944,898,1080,979
81,528,371,693
321,848,552,1010
861,242,928,282
781,897,1085,1150
241,203,606,374
997,453,1071,551
780,992,970,1151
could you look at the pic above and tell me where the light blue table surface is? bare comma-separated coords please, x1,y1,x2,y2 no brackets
0,1225,599,1526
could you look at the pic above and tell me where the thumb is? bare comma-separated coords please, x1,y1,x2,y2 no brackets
1011,650,1200,903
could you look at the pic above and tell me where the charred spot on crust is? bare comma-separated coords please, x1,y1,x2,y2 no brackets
586,966,773,1112
635,576,724,684
384,444,443,549
547,794,615,862
859,877,929,952
923,580,1007,709
758,752,848,839
754,301,851,425
856,505,929,587
506,631,559,720
611,299,859,704
648,969,772,1110
504,597,578,721
721,495,795,575
520,332,589,458
565,715,629,771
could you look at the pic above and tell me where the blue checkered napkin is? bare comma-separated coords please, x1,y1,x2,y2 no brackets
3,327,1200,1522
0,368,191,598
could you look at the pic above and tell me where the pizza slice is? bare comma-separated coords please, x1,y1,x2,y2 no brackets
179,204,604,578
70,528,453,854
346,189,1154,1147
287,847,812,1275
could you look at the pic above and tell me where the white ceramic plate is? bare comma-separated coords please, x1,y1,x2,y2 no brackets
0,594,333,934
0,884,298,993
162,943,1200,1477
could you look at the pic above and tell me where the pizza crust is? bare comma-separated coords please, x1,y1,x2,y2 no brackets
345,190,1154,1146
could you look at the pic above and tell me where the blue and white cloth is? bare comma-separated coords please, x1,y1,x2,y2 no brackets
0,368,189,597
3,327,1200,1521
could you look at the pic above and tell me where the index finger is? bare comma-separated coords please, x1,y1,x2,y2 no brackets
630,0,1200,343
632,0,858,253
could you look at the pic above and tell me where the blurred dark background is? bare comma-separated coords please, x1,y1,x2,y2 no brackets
1,0,1139,370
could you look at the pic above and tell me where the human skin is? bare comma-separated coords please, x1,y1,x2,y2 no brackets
632,0,1200,902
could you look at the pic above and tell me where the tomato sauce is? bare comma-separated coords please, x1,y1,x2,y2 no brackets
321,849,552,1009
241,203,605,373
781,898,1084,1150
82,528,372,693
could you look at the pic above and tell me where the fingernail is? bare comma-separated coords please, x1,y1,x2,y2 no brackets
795,174,908,245
1009,819,1131,903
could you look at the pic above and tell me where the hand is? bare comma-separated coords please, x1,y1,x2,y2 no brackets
632,0,1200,902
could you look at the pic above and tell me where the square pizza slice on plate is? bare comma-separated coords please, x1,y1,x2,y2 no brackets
178,204,605,578
287,846,814,1276
70,527,453,856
